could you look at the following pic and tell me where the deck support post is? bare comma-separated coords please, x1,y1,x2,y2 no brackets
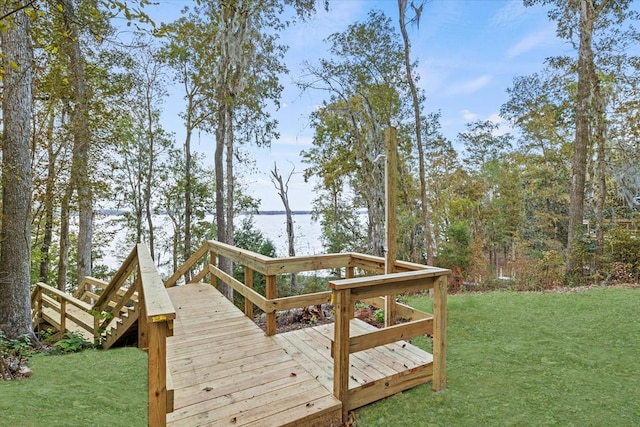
265,275,276,336
432,275,447,391
333,288,351,424
244,267,254,318
148,320,169,427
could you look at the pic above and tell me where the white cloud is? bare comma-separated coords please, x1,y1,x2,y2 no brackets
490,0,531,28
446,74,492,96
460,109,479,121
274,134,313,147
487,113,514,136
507,25,558,58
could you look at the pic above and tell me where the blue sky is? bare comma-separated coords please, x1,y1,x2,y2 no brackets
148,0,569,211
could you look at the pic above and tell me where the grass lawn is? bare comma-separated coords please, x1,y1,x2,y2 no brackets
2,288,638,426
0,347,147,426
356,288,640,426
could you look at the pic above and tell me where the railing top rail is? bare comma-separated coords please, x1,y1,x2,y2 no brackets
329,268,450,291
137,244,176,322
33,282,92,311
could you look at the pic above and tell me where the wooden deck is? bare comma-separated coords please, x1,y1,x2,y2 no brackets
274,320,434,411
165,283,342,426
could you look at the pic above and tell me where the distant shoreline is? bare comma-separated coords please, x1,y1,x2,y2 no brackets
95,209,316,216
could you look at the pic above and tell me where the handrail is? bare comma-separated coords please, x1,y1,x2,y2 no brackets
31,282,94,340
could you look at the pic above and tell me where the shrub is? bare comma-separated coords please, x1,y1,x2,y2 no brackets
0,331,34,380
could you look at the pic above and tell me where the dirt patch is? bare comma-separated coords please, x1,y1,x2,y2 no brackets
253,304,394,333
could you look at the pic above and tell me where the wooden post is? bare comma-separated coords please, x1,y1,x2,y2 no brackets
148,320,169,427
265,275,276,336
244,266,254,318
210,250,217,288
432,275,447,391
346,266,355,279
346,266,355,319
332,288,351,424
59,298,67,336
385,126,398,327
93,309,100,346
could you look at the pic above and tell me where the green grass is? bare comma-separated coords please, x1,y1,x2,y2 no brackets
0,347,147,426
356,288,640,426
2,289,639,426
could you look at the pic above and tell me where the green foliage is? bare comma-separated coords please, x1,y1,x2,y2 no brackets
0,331,34,360
232,217,277,308
435,221,471,273
0,331,34,380
51,332,93,354
605,228,640,281
296,274,331,294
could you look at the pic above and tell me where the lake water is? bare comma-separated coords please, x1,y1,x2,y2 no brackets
96,213,344,275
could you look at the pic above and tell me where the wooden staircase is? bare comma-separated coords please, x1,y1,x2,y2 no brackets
32,250,146,349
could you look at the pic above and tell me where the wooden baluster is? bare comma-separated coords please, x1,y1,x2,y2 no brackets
244,267,254,318
346,266,355,320
332,288,351,424
265,275,276,336
210,250,217,288
59,298,67,336
432,275,448,391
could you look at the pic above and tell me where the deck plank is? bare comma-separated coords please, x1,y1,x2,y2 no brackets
165,283,341,426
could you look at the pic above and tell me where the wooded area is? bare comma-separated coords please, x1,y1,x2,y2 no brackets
1,0,639,339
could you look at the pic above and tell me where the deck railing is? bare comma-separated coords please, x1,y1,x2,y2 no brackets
165,239,449,418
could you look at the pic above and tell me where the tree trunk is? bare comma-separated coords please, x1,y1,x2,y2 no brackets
0,5,35,339
144,77,156,259
39,112,58,283
271,163,297,291
214,106,231,299
57,188,72,291
184,125,193,282
61,0,93,284
398,0,434,265
593,75,606,272
566,0,595,278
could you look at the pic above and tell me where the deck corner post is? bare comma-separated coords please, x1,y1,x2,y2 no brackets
432,275,448,391
265,275,276,336
148,320,169,427
332,288,351,424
